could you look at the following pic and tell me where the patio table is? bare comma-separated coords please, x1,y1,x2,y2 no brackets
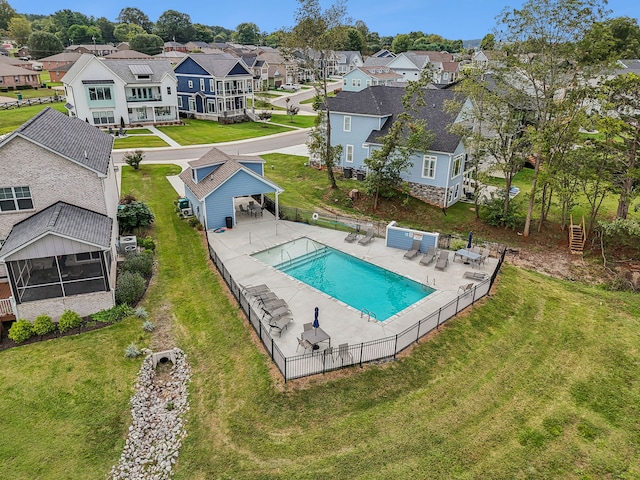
454,249,481,266
302,327,331,349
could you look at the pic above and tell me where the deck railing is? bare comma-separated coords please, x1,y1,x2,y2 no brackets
0,297,14,316
207,230,506,381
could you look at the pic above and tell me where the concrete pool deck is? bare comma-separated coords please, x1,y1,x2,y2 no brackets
207,211,496,358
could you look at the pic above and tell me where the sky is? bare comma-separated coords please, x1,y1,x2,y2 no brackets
19,0,640,40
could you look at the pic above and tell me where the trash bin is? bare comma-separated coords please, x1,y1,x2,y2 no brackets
178,198,190,210
356,170,366,181
343,167,353,179
225,216,233,229
17,93,22,100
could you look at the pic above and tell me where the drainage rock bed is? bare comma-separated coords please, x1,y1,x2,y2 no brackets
109,347,191,480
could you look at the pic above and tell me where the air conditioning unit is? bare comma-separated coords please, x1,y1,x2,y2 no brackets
181,207,193,217
119,235,137,254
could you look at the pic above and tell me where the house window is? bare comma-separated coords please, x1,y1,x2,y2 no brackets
356,79,361,86
422,155,437,179
451,154,464,178
345,144,354,163
0,186,33,212
200,78,205,91
343,115,351,132
88,86,112,101
448,183,460,204
366,80,371,87
188,80,193,89
351,79,357,87
188,97,196,111
177,96,183,108
92,110,115,125
167,86,172,95
209,79,215,92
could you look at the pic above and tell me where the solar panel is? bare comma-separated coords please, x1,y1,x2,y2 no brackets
128,64,153,75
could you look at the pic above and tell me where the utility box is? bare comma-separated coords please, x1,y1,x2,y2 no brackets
178,198,190,210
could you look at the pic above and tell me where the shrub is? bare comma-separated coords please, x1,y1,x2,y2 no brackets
188,217,203,230
115,271,146,306
58,310,83,333
134,307,149,319
142,320,156,332
122,250,154,278
33,315,56,336
123,150,144,170
450,239,468,251
92,304,134,324
8,319,34,343
137,236,156,251
124,343,142,358
120,193,137,205
117,201,155,234
479,190,524,230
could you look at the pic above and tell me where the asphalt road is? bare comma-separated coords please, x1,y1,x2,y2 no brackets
112,129,310,165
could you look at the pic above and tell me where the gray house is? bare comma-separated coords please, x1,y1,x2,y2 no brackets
328,86,468,207
0,108,119,322
179,147,283,230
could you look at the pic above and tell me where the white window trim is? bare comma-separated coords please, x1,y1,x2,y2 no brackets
200,78,205,91
345,144,354,163
177,97,183,108
422,155,437,179
451,153,464,179
343,115,351,132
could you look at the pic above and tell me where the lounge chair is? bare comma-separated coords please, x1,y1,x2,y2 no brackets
463,271,488,281
458,283,474,294
434,250,449,271
260,298,288,311
303,322,313,331
344,231,358,242
335,343,353,365
358,228,374,245
403,238,422,259
263,305,291,321
242,284,270,295
419,246,437,266
269,316,292,337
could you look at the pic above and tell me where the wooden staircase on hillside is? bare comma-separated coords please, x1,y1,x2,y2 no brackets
569,215,586,254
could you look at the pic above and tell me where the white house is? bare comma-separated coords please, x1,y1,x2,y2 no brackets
62,54,179,127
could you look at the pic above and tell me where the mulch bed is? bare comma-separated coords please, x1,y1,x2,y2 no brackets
0,318,116,352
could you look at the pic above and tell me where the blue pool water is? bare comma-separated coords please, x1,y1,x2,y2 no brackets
252,239,434,321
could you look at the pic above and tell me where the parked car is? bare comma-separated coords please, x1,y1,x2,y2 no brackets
279,83,301,91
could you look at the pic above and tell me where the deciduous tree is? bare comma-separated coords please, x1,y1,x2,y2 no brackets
8,15,30,46
154,10,194,43
27,30,63,59
117,7,153,33
286,0,350,189
129,33,164,55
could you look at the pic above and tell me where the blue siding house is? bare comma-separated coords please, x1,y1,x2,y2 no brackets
328,85,468,207
174,53,254,123
179,147,283,230
342,67,402,92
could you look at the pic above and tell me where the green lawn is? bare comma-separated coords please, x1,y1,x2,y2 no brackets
0,103,67,134
113,136,169,148
1,88,61,99
157,118,295,146
269,113,316,128
2,164,638,478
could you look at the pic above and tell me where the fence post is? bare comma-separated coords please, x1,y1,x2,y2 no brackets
472,287,476,305
437,307,442,328
271,338,274,360
394,335,398,358
360,342,364,366
416,319,421,343
455,295,460,315
284,356,287,383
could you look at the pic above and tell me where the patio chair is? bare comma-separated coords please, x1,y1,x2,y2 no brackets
403,238,422,259
458,283,474,294
239,204,249,215
259,298,288,312
434,250,449,271
323,346,334,366
335,343,353,365
419,246,437,266
344,231,358,243
296,336,313,353
358,228,374,245
479,251,489,266
252,291,279,307
303,322,313,331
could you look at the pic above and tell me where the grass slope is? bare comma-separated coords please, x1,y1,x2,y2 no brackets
0,103,66,134
1,165,638,478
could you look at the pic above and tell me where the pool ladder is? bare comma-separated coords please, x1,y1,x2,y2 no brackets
280,250,292,268
361,308,377,322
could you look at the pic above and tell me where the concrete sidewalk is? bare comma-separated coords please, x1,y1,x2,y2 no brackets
146,126,180,147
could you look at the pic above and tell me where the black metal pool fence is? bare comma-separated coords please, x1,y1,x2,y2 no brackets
208,220,506,381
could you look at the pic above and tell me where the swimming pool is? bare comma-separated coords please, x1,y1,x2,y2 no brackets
252,238,434,321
